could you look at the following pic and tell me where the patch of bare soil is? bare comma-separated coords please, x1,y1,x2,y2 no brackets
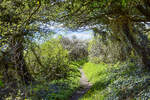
69,69,92,100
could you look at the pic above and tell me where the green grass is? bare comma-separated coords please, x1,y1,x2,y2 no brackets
82,62,109,84
80,61,150,100
80,62,112,100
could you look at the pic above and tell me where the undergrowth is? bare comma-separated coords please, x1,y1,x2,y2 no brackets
80,61,150,100
26,64,80,100
2,64,80,100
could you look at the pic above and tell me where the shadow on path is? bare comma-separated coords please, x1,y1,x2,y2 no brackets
69,69,92,100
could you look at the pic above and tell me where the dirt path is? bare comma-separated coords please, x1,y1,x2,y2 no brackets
69,69,92,100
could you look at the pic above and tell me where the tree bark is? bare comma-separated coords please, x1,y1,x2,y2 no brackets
122,22,150,69
10,35,34,85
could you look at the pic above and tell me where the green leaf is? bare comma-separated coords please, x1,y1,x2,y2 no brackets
0,80,4,87
122,0,126,7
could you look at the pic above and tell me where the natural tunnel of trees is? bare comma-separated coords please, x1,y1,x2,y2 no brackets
0,0,150,100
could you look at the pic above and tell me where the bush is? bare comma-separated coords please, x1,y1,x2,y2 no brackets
26,64,80,100
25,38,75,81
88,32,132,63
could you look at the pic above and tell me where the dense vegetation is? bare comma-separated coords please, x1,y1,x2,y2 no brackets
80,62,150,100
0,0,150,100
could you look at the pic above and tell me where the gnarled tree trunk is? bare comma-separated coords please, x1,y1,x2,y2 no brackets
122,21,150,69
10,35,34,85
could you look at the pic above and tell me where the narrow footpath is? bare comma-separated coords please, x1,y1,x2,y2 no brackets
69,69,92,100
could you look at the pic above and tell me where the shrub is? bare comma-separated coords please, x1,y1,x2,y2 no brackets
25,38,75,81
88,30,132,63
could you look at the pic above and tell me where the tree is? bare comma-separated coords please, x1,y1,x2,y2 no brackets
60,36,88,61
0,0,42,84
47,0,150,69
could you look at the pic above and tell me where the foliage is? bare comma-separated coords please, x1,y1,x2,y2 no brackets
48,0,150,69
1,0,150,99
24,64,80,100
1,37,81,100
49,0,149,29
2,65,80,100
80,61,150,100
60,36,88,61
0,0,44,85
0,80,4,87
25,38,75,81
88,31,132,63
0,0,42,43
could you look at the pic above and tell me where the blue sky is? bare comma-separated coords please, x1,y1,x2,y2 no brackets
40,23,93,40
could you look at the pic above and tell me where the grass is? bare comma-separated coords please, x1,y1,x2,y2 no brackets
82,62,109,84
80,61,150,100
80,62,112,100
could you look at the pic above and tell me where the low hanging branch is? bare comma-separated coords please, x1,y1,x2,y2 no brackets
30,46,45,68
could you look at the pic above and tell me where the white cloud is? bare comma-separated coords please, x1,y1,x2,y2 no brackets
40,22,93,40
65,31,93,40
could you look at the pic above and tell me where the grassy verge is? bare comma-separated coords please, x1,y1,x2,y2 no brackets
80,61,150,100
